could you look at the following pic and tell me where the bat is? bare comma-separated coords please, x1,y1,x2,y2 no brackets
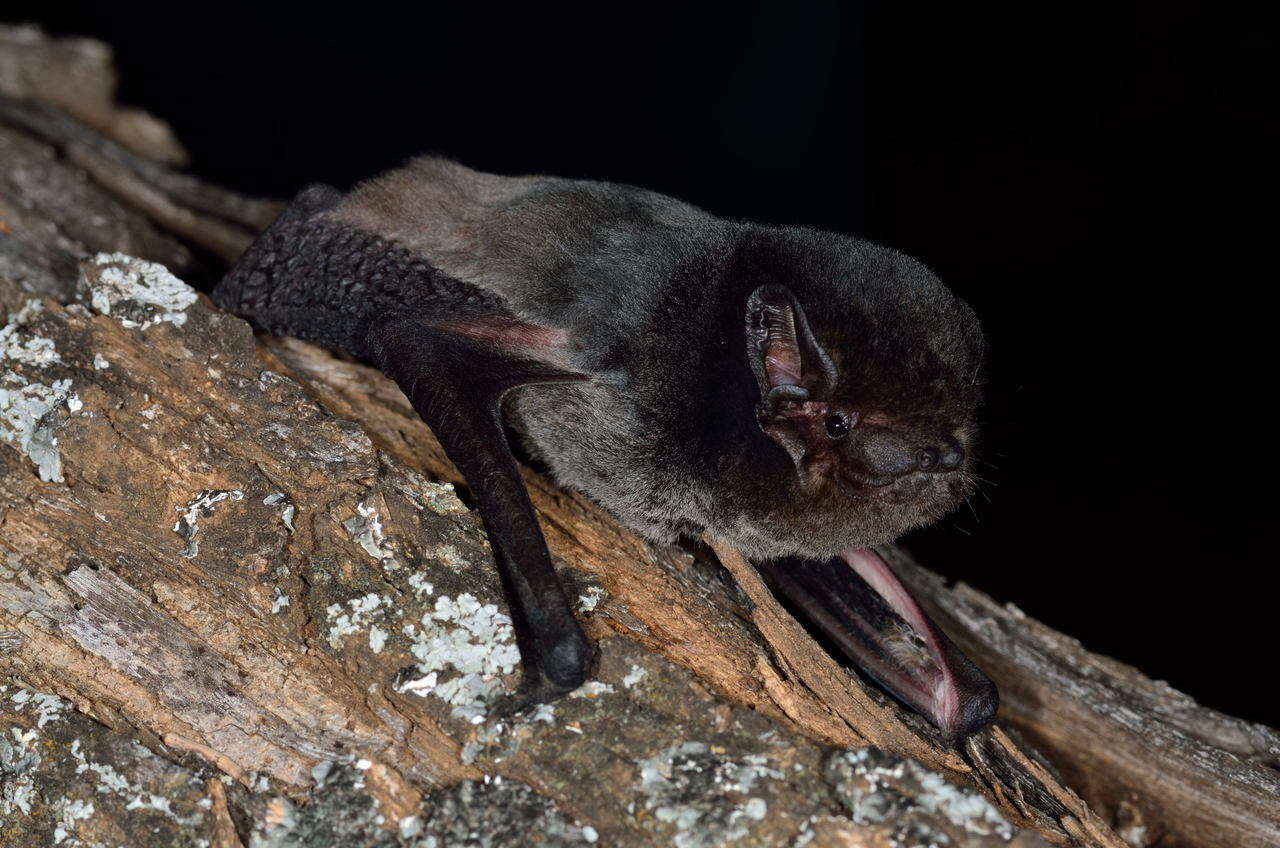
214,157,997,741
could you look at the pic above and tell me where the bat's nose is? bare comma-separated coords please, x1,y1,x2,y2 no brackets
862,431,965,479
919,436,965,474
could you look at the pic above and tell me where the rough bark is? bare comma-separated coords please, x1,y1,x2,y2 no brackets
0,24,1275,848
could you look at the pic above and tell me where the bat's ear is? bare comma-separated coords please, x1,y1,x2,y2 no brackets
745,284,838,412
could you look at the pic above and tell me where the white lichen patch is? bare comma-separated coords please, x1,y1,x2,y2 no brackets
571,681,614,699
622,665,648,688
1,727,40,816
576,585,605,613
1,686,70,819
458,702,556,766
271,588,290,614
173,489,244,558
52,797,95,844
396,671,438,695
912,768,1012,838
397,592,520,723
368,625,388,654
1,299,61,367
83,253,198,329
407,572,434,597
344,502,396,568
325,593,386,649
263,492,296,532
398,814,423,839
391,471,468,515
636,742,783,848
70,740,130,793
10,687,67,728
0,374,81,483
93,353,110,370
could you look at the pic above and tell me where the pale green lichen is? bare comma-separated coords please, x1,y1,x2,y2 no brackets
397,593,520,723
326,593,386,649
0,377,81,482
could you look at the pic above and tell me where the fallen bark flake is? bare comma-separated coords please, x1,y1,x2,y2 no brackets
173,489,244,558
343,501,396,567
263,492,295,532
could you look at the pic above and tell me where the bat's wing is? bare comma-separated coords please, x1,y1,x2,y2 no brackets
369,315,593,705
755,552,997,741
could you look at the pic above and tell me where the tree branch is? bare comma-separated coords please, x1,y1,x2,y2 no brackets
1,23,1275,848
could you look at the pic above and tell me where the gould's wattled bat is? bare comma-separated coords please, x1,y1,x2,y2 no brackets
214,157,997,741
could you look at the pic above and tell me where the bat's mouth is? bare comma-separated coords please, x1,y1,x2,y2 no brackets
755,547,997,741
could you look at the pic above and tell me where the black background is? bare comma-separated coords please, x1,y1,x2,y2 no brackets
17,2,1275,724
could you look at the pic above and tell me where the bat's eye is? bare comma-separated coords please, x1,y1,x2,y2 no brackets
825,412,851,439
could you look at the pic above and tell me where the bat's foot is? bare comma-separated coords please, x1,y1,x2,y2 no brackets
493,627,594,716
490,680,570,719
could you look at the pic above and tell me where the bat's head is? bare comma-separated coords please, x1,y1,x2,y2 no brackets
705,228,996,741
717,227,985,561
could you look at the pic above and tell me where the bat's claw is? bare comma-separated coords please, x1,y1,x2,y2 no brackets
493,629,595,716
489,685,558,719
491,675,579,718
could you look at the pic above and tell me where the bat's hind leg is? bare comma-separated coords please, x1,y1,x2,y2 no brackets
217,194,593,709
369,316,594,710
